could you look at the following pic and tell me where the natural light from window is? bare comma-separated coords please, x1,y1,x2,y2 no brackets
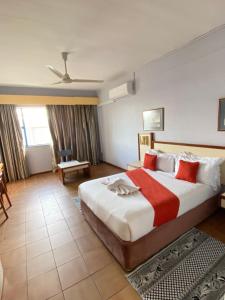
16,106,52,147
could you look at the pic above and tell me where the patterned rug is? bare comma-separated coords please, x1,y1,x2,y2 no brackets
74,196,82,213
127,228,225,300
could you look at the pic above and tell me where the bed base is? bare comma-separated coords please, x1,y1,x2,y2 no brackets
81,195,219,271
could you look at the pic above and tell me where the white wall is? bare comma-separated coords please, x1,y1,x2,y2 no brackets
25,145,53,175
98,26,225,170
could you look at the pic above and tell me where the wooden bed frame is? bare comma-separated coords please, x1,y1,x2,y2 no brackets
81,136,225,271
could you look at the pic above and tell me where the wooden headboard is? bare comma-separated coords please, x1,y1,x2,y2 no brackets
153,138,225,185
139,133,225,185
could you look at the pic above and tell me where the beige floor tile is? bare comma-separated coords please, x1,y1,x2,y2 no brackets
26,219,46,232
43,206,62,215
62,207,80,218
3,223,26,240
63,277,101,300
5,215,26,226
44,207,62,217
48,293,65,300
26,205,42,214
39,195,56,202
45,213,64,225
40,195,57,202
57,201,75,209
26,227,48,243
8,207,26,216
54,192,70,200
42,202,60,210
42,199,59,207
109,286,141,300
3,221,25,232
47,220,69,236
83,247,113,274
59,202,76,211
2,282,27,300
70,222,92,239
27,238,52,259
76,232,103,253
25,198,42,205
0,235,26,254
26,205,43,213
65,214,84,228
3,263,27,288
27,251,56,280
58,257,89,290
1,246,27,268
4,231,26,241
92,263,128,300
26,211,44,222
53,241,80,266
50,231,73,249
28,269,61,300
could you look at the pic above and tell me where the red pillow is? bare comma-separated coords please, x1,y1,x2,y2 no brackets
144,153,157,171
176,160,200,183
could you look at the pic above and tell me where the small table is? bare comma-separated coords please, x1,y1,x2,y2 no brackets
127,161,143,170
58,160,90,184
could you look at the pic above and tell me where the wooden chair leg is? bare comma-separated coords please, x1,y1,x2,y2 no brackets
0,196,8,220
2,182,11,207
3,191,12,207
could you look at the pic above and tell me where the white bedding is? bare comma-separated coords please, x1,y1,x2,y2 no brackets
78,169,218,242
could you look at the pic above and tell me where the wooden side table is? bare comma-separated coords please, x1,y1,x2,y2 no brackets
58,160,90,184
221,192,225,209
127,161,143,171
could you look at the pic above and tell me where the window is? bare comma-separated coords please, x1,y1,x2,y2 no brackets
16,106,52,147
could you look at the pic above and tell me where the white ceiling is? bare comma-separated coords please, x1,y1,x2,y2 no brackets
1,0,225,90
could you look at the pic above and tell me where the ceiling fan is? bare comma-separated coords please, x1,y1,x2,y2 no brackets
46,52,104,84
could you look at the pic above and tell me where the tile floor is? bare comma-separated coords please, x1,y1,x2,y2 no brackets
1,163,225,300
0,163,140,300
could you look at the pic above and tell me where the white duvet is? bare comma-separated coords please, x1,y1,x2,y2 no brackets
78,169,217,242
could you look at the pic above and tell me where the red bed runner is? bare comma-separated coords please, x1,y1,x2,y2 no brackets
126,168,180,226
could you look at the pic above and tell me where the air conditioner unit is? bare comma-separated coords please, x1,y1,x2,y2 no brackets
108,81,135,101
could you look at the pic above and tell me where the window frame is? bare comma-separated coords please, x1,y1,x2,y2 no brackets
16,106,52,148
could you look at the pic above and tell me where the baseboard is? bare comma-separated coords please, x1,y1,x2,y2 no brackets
102,161,126,172
30,170,53,176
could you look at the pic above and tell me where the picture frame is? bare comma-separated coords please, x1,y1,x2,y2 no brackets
143,108,164,131
218,98,225,131
138,133,154,160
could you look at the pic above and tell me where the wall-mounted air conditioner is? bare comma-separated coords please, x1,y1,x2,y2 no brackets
108,81,135,101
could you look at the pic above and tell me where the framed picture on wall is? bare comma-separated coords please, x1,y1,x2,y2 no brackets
138,133,153,160
143,108,164,131
218,99,225,131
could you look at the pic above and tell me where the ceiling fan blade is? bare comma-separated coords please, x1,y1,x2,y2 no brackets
70,79,104,83
46,65,64,79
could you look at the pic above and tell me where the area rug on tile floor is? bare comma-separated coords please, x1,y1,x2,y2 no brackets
127,228,225,300
74,196,82,213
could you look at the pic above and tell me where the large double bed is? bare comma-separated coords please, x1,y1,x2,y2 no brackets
79,137,225,271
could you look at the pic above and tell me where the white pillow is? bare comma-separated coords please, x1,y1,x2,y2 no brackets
175,153,224,191
148,150,175,173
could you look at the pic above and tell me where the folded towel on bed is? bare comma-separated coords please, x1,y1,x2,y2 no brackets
102,177,140,195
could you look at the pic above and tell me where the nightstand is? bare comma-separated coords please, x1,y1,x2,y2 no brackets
127,161,143,170
221,192,225,209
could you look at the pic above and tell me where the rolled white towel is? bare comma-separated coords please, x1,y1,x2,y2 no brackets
102,177,140,195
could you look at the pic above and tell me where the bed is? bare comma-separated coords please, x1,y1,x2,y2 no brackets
79,137,225,271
